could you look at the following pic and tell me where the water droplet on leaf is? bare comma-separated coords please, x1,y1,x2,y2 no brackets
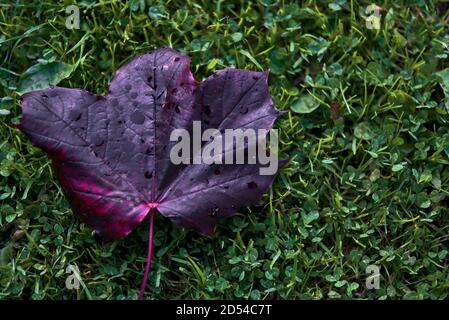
209,206,219,217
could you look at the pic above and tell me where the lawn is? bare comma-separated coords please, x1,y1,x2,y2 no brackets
1,0,449,300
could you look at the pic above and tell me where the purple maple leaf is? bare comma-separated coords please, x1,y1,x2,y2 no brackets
18,47,284,298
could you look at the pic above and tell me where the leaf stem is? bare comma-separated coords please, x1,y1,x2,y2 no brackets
138,208,156,300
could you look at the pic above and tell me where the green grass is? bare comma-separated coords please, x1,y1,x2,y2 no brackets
1,0,449,300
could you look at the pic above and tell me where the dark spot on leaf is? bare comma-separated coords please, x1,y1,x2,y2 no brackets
175,105,180,113
247,181,258,189
174,57,180,62
214,168,221,175
41,94,48,99
130,111,145,124
125,84,132,91
130,92,138,99
203,105,211,116
144,171,153,179
240,108,249,114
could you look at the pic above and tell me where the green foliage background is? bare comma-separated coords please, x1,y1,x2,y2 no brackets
1,0,449,299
